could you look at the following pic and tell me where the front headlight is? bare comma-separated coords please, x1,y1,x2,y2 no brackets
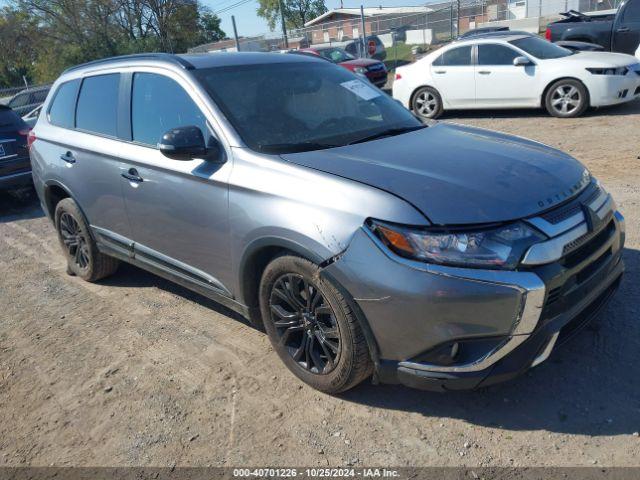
368,220,546,270
353,67,368,75
586,67,628,76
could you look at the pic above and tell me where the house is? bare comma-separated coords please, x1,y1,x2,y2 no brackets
301,6,434,44
188,38,239,54
187,35,307,54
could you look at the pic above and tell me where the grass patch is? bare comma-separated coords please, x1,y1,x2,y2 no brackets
384,42,434,70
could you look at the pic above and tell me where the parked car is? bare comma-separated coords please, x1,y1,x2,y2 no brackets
555,40,605,52
345,35,387,61
22,104,42,128
459,26,511,38
31,52,624,393
546,1,640,55
6,85,50,117
393,34,640,119
0,105,32,189
462,26,606,51
300,46,388,87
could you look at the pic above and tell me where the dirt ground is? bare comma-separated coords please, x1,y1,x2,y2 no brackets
1,101,639,468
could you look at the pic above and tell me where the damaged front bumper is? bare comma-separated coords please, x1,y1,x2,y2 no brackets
322,201,625,391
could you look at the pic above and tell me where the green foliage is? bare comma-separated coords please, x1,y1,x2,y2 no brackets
257,0,327,31
0,6,39,87
0,0,227,88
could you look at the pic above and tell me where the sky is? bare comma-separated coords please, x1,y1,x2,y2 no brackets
204,0,432,38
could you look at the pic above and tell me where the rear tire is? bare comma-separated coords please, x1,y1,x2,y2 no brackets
412,86,443,120
545,79,588,118
259,255,372,394
54,198,119,282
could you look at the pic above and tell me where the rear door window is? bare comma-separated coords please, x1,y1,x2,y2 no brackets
48,79,80,129
76,74,120,137
433,46,473,66
131,72,211,147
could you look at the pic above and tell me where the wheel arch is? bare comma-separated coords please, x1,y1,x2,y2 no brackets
562,33,598,44
238,236,382,374
541,76,591,109
238,236,326,326
43,180,72,220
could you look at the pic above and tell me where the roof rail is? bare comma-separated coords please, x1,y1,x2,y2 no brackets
62,53,195,74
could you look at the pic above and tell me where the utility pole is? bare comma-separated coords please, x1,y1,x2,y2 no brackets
231,15,240,52
456,0,461,37
360,5,367,58
279,0,289,49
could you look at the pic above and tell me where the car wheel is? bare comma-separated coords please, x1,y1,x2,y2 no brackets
259,255,373,394
54,198,119,282
412,86,443,120
545,79,588,118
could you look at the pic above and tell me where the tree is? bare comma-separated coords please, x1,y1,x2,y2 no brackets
0,6,40,87
0,0,225,87
198,9,226,43
257,0,327,31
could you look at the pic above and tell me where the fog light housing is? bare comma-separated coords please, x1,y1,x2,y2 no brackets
412,337,507,367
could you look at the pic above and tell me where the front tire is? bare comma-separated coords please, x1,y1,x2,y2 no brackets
54,198,119,282
412,86,443,120
545,79,588,118
259,255,372,393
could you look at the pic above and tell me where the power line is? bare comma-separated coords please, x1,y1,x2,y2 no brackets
211,0,249,13
213,0,254,15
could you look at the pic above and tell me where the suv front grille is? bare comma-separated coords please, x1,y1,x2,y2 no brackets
562,217,615,265
540,182,602,225
537,214,620,322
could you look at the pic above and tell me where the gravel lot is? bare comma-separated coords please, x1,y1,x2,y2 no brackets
1,101,639,468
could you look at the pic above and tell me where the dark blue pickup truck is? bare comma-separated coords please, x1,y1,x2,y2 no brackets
545,0,640,55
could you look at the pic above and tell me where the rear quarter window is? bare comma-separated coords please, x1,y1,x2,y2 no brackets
76,74,119,137
48,79,80,129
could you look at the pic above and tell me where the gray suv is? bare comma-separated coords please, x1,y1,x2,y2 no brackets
30,52,625,393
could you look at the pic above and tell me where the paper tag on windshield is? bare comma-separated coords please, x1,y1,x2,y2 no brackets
340,79,380,101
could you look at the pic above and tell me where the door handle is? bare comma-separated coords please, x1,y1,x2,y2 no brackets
121,168,143,183
478,70,492,75
616,26,630,32
60,151,76,164
434,70,447,74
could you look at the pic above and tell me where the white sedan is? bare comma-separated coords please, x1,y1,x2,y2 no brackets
393,34,640,118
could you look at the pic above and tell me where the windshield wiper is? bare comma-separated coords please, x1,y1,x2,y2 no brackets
259,142,339,154
347,125,426,145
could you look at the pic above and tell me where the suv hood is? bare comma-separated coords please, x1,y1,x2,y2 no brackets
280,123,589,225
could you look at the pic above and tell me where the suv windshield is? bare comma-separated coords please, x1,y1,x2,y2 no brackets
194,62,422,154
509,36,573,59
317,48,355,63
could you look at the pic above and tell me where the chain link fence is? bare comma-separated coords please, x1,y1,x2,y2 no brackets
190,0,623,71
0,83,53,116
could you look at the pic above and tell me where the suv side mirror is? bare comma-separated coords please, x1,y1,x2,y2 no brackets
158,126,221,161
513,56,532,67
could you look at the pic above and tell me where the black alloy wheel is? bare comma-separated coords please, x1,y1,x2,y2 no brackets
58,212,90,271
269,274,341,374
54,198,119,282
